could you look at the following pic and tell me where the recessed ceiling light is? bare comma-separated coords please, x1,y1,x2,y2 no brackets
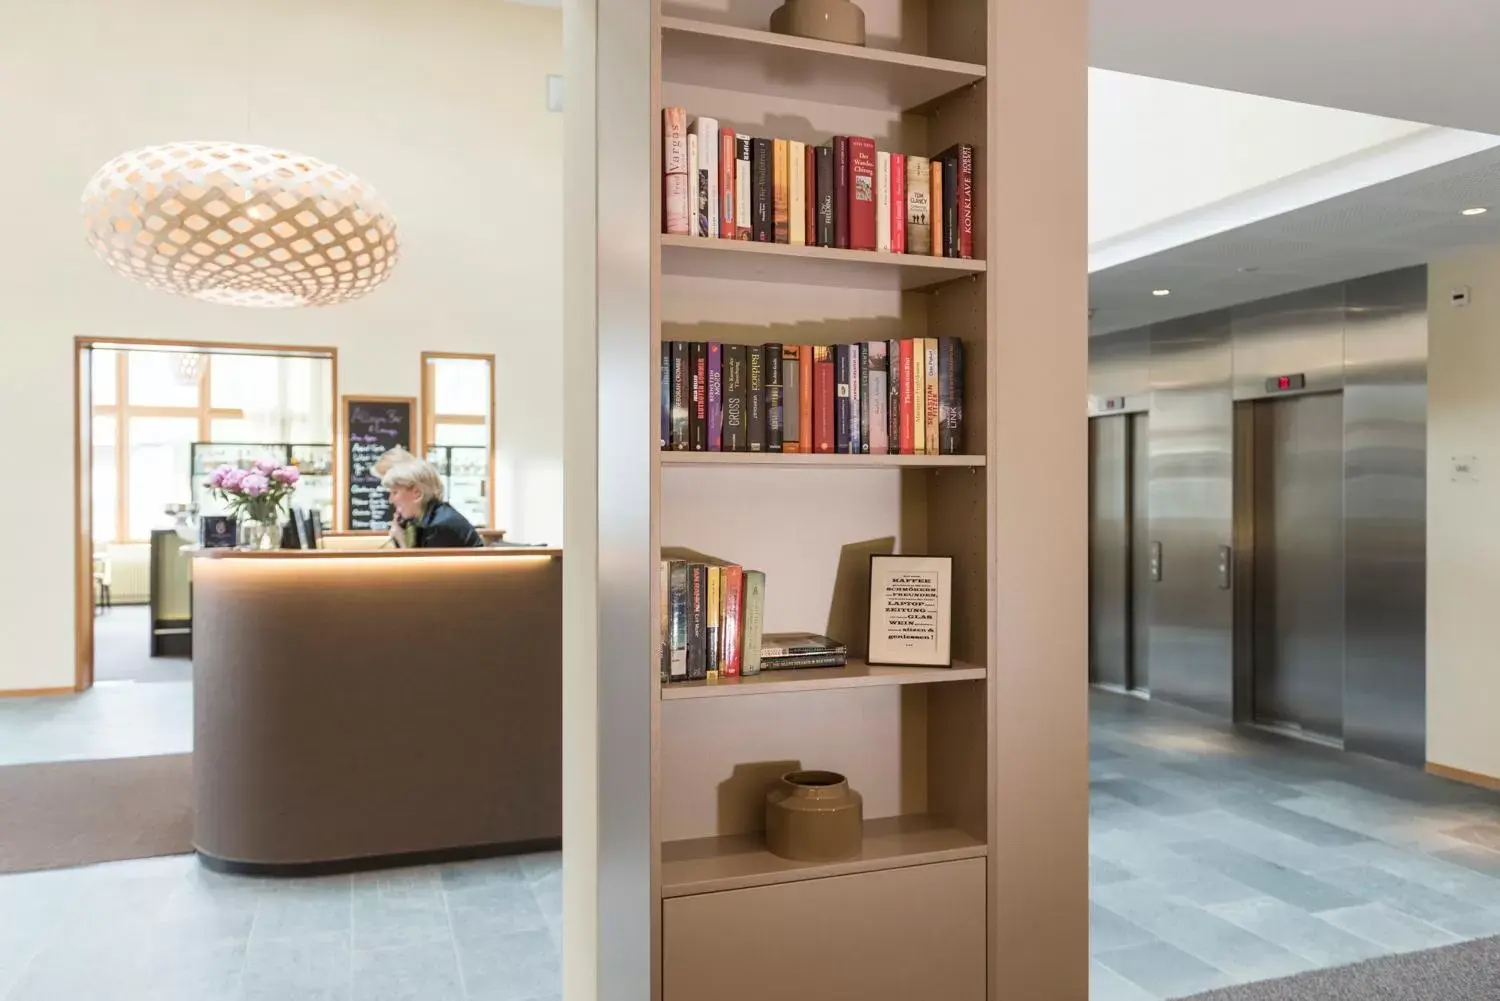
1152,288,1171,297
1462,207,1488,216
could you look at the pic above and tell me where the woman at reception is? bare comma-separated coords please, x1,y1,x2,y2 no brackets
380,459,483,548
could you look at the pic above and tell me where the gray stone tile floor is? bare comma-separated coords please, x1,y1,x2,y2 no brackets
1090,691,1500,1000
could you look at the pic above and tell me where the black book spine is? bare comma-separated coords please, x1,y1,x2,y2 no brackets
747,344,766,452
689,341,707,451
670,341,689,450
833,137,850,249
751,138,773,243
942,156,959,258
723,344,747,452
687,563,707,680
858,341,871,454
667,560,688,681
660,342,669,450
834,344,851,454
815,146,835,248
764,343,784,452
887,338,901,450
939,336,964,455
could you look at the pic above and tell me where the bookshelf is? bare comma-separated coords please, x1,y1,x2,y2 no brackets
567,0,1086,995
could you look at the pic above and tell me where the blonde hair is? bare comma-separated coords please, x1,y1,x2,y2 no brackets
370,446,416,479
380,459,445,504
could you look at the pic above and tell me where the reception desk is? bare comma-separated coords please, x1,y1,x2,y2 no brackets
191,547,561,873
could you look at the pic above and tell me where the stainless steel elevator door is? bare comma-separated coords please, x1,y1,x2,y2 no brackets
1251,392,1345,741
1129,413,1150,692
1089,416,1130,690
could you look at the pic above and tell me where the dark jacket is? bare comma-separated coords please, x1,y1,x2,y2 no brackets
413,501,483,548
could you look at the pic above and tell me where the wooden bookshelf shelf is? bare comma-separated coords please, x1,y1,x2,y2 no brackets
660,452,985,469
662,658,986,699
661,814,987,897
659,234,984,291
659,17,986,113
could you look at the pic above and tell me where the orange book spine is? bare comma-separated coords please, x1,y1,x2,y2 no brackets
930,167,943,257
799,343,814,453
718,129,736,239
720,564,743,676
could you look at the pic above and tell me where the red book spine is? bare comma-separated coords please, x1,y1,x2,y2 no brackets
800,344,814,453
814,346,835,453
833,136,850,250
720,565,743,676
890,153,906,254
804,144,817,247
719,130,736,240
898,340,915,454
847,136,877,252
956,144,974,259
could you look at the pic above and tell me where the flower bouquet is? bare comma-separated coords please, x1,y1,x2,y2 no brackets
206,458,301,550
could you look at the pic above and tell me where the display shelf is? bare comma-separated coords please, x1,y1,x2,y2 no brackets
662,658,985,699
660,17,986,113
660,451,985,469
661,814,986,897
660,234,984,291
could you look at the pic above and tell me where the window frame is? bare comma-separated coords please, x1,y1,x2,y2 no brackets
419,351,496,530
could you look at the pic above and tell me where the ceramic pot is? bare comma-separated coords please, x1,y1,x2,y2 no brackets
769,0,866,47
765,770,863,862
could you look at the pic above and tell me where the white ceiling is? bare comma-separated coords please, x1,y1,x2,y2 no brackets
1090,145,1500,334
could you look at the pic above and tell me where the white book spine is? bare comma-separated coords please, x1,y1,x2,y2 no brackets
925,339,940,455
688,133,699,238
735,137,751,239
876,151,891,253
868,342,888,454
692,117,719,238
662,108,689,236
789,140,806,247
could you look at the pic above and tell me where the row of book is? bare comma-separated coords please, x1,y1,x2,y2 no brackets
662,108,975,260
660,548,849,682
662,338,964,455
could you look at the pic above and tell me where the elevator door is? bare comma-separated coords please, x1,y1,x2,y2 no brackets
1089,413,1150,693
1251,392,1345,741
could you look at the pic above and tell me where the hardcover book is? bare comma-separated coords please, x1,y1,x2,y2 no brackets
747,342,766,452
705,565,721,675
772,137,789,244
666,560,688,680
911,337,927,454
834,343,851,454
939,336,964,454
741,570,766,676
898,339,914,454
930,163,943,257
800,343,815,454
905,157,931,256
718,128,736,240
887,338,901,451
670,340,689,450
788,140,806,247
890,153,906,254
723,343,748,451
875,151,891,253
815,146,835,248
854,341,867,454
687,562,707,679
720,564,744,677
689,341,707,451
663,107,689,236
688,133,699,240
924,337,940,454
660,342,670,448
813,345,835,454
868,341,888,454
735,136,753,240
751,138,773,242
940,154,959,257
782,345,801,452
804,144,817,247
833,136,850,249
936,143,975,259
764,342,784,452
847,136,877,252
707,341,723,451
692,117,718,237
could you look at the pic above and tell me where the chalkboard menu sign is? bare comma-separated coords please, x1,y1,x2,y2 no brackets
343,395,415,530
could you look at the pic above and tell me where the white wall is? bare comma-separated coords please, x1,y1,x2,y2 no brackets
1427,247,1500,778
0,0,562,691
1089,69,1428,246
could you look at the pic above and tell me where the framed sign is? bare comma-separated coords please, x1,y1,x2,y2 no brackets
342,395,415,531
866,554,953,667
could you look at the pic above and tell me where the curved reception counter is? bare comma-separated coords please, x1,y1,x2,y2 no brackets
191,547,561,874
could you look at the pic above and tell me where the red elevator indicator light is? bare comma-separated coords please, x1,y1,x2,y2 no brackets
1278,376,1291,390
1265,373,1307,393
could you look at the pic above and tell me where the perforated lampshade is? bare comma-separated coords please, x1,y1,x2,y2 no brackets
81,141,399,308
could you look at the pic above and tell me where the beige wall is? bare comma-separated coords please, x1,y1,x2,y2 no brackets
1427,247,1500,777
0,0,562,691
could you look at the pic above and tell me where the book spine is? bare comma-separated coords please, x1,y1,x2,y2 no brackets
663,107,689,236
667,560,688,680
855,341,868,454
781,346,801,452
930,162,943,257
941,155,959,257
723,343,747,451
659,342,669,449
804,144,817,247
911,337,927,454
705,565,721,677
890,153,906,254
788,140,806,247
720,564,743,677
707,341,723,451
924,337,940,454
834,344,851,454
659,560,670,681
747,343,765,452
868,341,888,454
670,340,689,450
751,138,773,242
687,563,707,680
887,339,901,453
848,136,876,252
763,652,848,670
800,343,815,454
741,570,766,676
906,157,931,255
772,138,789,244
815,146,835,248
718,129,736,240
689,341,707,451
693,118,718,237
898,339,915,454
688,133,699,239
833,136,850,249
875,151,891,253
764,343,784,452
939,336,963,455
813,345,835,453
735,136,753,240
956,144,974,259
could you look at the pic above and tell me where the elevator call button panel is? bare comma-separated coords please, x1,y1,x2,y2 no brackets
1265,373,1306,393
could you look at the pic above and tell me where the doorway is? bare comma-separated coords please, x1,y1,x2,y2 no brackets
1088,411,1151,695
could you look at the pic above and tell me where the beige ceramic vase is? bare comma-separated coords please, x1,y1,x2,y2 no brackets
765,770,864,862
769,0,866,47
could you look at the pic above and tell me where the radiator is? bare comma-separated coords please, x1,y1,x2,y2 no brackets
102,545,150,605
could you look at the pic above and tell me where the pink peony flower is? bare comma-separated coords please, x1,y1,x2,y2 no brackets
207,464,235,488
253,457,278,474
221,468,247,491
271,466,301,485
241,473,269,497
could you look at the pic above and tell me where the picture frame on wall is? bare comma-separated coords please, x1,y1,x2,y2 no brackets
866,554,953,667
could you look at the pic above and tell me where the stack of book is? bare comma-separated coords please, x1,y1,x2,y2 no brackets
759,633,847,670
662,108,975,259
660,548,765,682
662,337,963,455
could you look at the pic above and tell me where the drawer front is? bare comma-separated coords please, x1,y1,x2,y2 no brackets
664,858,986,1001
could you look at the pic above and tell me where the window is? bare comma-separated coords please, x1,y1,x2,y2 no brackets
421,353,494,529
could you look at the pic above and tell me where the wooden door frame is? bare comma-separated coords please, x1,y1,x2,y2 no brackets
71,336,338,693
418,351,497,530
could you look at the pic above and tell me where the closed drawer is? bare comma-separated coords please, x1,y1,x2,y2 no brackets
663,857,985,1001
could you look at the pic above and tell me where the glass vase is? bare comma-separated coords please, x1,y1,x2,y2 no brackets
238,518,281,551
